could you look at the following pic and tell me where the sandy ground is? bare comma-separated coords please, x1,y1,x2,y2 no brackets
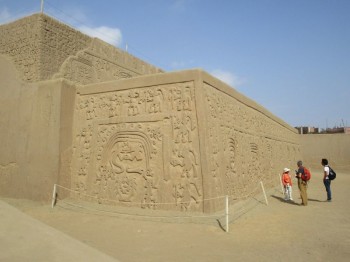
1,169,350,262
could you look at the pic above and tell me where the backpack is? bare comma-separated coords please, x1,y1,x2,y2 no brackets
328,166,336,180
301,167,311,181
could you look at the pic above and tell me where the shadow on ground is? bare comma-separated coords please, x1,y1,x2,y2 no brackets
271,195,300,206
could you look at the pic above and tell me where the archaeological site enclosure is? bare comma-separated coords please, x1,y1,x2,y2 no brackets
0,14,301,213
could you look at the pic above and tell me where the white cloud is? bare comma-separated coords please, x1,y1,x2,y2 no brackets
44,6,123,47
78,25,123,47
0,7,123,47
210,69,245,87
170,59,195,69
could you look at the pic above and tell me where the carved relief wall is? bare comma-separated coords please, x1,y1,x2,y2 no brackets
201,81,300,211
0,15,300,211
0,14,162,84
67,70,300,213
39,15,92,80
0,15,42,82
53,38,162,85
70,81,203,212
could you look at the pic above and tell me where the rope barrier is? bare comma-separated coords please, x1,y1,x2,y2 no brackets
55,183,263,206
51,180,272,233
56,197,222,219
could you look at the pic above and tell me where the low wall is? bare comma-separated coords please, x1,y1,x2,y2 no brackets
300,134,350,172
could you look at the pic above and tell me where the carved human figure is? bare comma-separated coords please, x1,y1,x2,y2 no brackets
182,86,192,111
170,87,182,111
141,169,158,209
146,89,163,114
125,90,141,116
171,145,202,206
173,115,195,143
86,97,96,120
108,141,145,175
109,94,122,117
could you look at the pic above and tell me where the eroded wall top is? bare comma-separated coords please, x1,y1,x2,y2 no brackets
0,13,163,84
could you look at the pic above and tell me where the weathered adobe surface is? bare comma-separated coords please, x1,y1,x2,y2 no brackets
0,14,301,213
0,13,162,84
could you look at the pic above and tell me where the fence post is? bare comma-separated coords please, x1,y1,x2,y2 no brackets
51,184,57,208
260,181,269,206
225,195,229,233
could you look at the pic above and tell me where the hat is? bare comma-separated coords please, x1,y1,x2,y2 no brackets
283,168,290,173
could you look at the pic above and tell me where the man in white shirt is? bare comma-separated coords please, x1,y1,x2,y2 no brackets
321,158,332,201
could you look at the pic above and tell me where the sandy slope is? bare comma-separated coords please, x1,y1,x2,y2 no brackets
2,169,350,262
0,200,118,262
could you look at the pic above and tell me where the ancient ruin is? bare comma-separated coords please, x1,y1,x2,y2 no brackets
0,14,300,213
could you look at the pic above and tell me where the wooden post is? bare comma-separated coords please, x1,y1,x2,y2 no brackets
51,184,57,208
225,195,229,232
260,181,268,206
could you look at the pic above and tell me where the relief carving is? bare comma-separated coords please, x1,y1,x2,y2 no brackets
204,83,299,200
173,114,196,143
171,144,202,211
91,122,164,209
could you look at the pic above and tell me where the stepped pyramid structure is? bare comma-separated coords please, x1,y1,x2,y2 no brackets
0,14,300,213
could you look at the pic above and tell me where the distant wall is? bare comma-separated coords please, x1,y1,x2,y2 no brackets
0,14,162,84
0,14,91,82
301,134,350,172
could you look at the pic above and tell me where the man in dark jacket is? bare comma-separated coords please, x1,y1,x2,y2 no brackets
296,160,308,206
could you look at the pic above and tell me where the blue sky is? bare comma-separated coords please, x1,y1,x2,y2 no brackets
1,0,349,129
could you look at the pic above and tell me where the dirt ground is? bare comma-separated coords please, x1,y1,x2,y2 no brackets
1,169,350,262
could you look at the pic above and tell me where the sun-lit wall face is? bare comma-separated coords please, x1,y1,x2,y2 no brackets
201,81,300,211
67,70,300,213
301,134,350,172
0,14,300,212
70,79,202,212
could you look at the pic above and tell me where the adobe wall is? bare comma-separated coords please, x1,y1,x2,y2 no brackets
0,14,301,212
0,55,75,200
199,73,300,211
0,14,162,84
67,70,300,213
300,134,350,172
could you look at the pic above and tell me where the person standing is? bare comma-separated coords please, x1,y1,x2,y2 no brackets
281,168,293,201
321,158,332,202
295,160,308,206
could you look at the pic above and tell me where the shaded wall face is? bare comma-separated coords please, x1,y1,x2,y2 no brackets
70,82,203,212
201,83,300,205
301,134,350,172
0,56,66,200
